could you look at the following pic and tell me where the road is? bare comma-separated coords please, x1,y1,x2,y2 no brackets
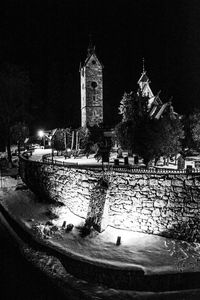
0,211,72,300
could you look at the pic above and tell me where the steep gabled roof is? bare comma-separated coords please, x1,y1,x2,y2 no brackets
137,71,150,84
83,52,103,68
140,81,154,98
154,93,162,106
148,96,156,109
154,103,169,119
149,105,158,118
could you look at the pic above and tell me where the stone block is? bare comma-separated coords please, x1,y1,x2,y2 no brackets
184,180,193,186
149,179,158,186
118,184,127,189
186,203,198,209
143,201,153,208
123,204,132,211
152,227,159,234
138,179,145,185
141,186,149,192
162,181,171,187
129,180,138,186
172,180,183,187
174,187,184,193
154,200,166,208
140,225,148,231
152,208,160,217
141,208,152,215
161,210,170,217
81,180,90,188
140,214,149,220
158,225,167,232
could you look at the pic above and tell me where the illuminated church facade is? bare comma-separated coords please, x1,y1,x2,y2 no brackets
80,44,103,127
80,44,177,128
137,64,177,120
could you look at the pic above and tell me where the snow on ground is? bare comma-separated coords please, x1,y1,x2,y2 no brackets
1,180,200,276
21,246,156,300
29,148,178,169
2,174,200,298
28,148,52,161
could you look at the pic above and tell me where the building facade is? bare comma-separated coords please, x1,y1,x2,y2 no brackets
137,66,177,119
80,45,103,127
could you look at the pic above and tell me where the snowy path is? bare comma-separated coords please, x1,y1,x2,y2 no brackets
1,186,200,276
0,205,71,299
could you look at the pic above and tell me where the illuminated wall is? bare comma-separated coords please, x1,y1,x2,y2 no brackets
20,157,200,242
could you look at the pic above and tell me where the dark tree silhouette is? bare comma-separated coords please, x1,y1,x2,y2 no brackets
115,120,135,156
79,125,104,157
118,91,149,122
188,110,200,151
134,116,184,166
0,63,31,163
11,122,29,155
52,128,72,151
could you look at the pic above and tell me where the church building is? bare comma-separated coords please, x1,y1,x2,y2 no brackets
137,62,177,119
80,44,103,127
80,43,177,128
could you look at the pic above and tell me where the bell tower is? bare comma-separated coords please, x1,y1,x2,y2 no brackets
80,43,103,127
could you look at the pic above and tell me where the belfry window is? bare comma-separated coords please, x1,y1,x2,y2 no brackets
91,81,97,89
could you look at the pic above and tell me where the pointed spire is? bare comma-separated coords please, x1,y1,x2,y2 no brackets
87,34,95,56
142,57,145,73
138,57,149,83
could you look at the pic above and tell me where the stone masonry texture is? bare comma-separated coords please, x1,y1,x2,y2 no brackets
20,157,200,242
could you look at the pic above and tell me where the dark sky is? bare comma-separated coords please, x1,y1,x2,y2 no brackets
0,0,200,130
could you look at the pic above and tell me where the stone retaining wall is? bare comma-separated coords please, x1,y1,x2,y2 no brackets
19,157,200,242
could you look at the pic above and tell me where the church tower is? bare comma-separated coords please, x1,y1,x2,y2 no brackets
137,59,154,98
80,43,103,127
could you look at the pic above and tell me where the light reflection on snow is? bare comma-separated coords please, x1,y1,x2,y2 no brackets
2,180,200,276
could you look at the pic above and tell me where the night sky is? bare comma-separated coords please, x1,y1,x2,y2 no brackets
0,0,200,131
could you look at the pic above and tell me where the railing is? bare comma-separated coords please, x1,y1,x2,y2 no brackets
24,153,200,175
20,152,200,175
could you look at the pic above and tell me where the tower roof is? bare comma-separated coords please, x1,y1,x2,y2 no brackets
137,58,150,84
81,43,103,68
138,71,149,84
87,38,96,56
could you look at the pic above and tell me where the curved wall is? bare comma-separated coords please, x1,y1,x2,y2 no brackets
19,157,200,242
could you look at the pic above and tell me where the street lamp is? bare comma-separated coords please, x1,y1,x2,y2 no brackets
37,130,45,148
37,129,55,164
38,130,44,138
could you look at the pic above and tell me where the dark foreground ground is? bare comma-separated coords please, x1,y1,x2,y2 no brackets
0,211,70,300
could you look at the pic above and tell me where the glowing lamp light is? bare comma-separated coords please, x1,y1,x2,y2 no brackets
38,130,44,138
